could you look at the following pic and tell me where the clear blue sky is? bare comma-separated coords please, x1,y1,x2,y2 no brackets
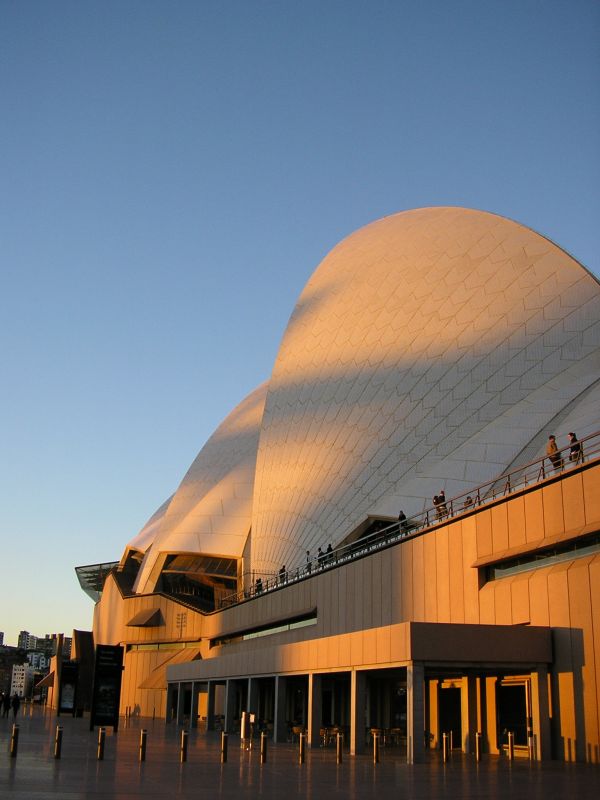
1,1,598,646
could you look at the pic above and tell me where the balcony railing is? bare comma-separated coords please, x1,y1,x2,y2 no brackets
217,428,600,610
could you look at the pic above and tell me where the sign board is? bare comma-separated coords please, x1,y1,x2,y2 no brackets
90,644,124,731
58,661,79,715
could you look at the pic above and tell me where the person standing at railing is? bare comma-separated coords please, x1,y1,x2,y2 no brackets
568,433,583,464
438,490,448,518
546,435,563,471
398,510,408,533
306,550,312,574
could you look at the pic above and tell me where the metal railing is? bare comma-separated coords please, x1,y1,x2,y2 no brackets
217,429,600,610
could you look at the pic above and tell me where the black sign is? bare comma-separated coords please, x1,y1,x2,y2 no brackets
90,644,124,731
58,661,79,715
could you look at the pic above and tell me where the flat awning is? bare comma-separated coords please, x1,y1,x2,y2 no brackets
35,671,55,689
127,608,163,627
139,647,202,690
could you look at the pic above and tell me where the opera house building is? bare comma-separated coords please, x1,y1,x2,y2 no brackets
79,207,600,763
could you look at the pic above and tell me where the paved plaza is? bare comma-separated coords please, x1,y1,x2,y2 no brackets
1,708,599,799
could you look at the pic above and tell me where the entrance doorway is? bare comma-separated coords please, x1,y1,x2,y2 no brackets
439,686,461,749
497,680,529,748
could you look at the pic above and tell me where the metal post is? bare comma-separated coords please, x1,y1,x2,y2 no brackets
53,724,63,759
449,729,454,752
336,732,343,764
475,731,482,762
221,732,228,763
507,731,514,761
528,733,535,761
373,732,380,763
299,732,306,764
139,729,147,762
260,731,267,764
10,724,19,758
180,730,188,763
442,732,449,763
97,727,105,760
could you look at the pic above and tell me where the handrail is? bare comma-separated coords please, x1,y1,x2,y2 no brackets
216,428,600,610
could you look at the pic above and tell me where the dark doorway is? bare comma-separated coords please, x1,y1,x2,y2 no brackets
439,687,461,749
497,682,528,747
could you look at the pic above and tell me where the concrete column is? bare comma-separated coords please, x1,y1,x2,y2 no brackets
190,682,200,729
224,680,237,734
175,682,185,725
273,676,287,743
307,674,322,748
350,670,367,755
531,665,551,760
207,681,216,731
406,662,425,763
484,677,498,754
461,675,478,753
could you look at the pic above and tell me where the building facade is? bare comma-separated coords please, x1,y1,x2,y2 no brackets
84,208,600,761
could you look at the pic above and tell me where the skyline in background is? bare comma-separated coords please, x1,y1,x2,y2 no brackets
1,0,599,646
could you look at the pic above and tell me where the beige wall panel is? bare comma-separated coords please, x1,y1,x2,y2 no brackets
327,632,339,669
390,544,402,622
561,473,586,534
542,483,565,539
338,567,347,633
401,539,414,622
491,578,513,625
320,567,332,637
350,631,363,667
588,556,600,761
435,527,451,622
510,573,530,625
412,537,425,621
478,584,495,625
528,569,550,627
448,523,465,623
380,549,392,627
566,558,599,760
330,569,340,637
349,562,362,633
423,535,437,621
582,468,600,527
363,555,374,630
363,628,377,666
461,518,479,624
491,504,509,553
475,510,492,558
524,489,545,544
507,495,526,549
338,633,351,668
390,623,410,663
557,671,577,761
376,626,391,664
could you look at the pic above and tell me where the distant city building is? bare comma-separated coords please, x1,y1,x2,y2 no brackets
17,631,38,650
0,646,28,695
27,651,50,672
16,632,72,659
10,662,35,698
0,632,4,646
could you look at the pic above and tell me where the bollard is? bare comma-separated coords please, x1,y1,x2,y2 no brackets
528,733,535,761
10,724,19,758
336,732,343,764
507,731,514,761
180,730,188,763
442,732,449,763
260,731,267,764
475,731,482,762
139,729,147,762
97,727,105,760
54,725,63,759
221,731,228,763
373,732,380,764
299,732,305,764
449,729,454,752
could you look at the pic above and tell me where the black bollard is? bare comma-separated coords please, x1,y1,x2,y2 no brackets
336,732,343,764
442,732,449,763
373,732,380,764
221,732,228,763
54,725,63,759
260,731,267,764
97,727,106,760
139,729,147,762
299,732,305,764
10,724,19,758
475,731,482,762
180,730,188,763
